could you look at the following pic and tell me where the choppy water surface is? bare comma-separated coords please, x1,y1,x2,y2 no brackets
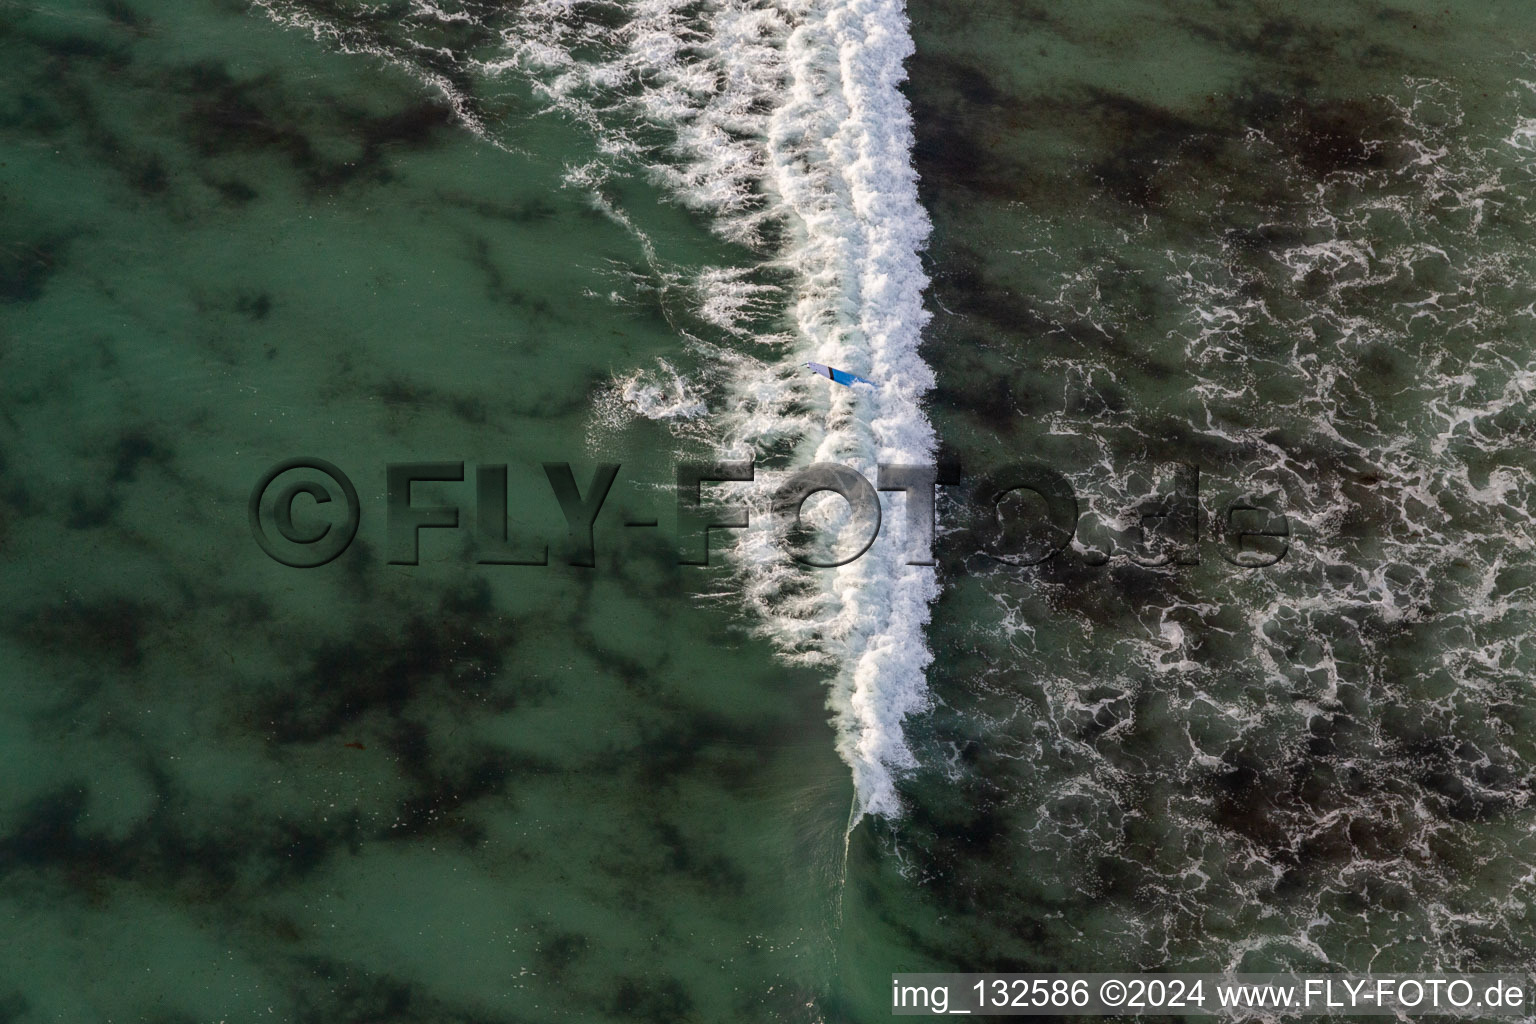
867,0,1536,1006
3,0,1536,1021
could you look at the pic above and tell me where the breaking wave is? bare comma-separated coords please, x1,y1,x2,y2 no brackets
256,0,940,819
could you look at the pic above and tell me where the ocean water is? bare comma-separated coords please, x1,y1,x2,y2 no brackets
3,0,1536,1021
876,0,1536,1004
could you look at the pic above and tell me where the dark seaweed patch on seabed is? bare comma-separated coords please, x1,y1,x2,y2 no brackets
621,709,771,795
61,425,177,530
284,953,523,1024
371,374,493,427
466,234,555,313
532,928,590,979
650,819,748,897
109,428,174,483
101,0,150,34
4,32,181,203
0,236,71,304
37,12,468,195
178,61,457,190
235,289,273,320
921,248,1117,360
1071,85,1402,216
909,41,1407,223
906,57,1043,206
255,579,572,851
259,581,517,745
2,13,460,213
918,258,1185,436
1178,9,1406,81
253,0,514,128
384,741,526,846
0,994,27,1024
436,189,561,224
18,595,155,669
319,336,598,423
0,578,539,895
0,769,364,901
8,20,133,71
609,974,695,1023
1082,90,1218,209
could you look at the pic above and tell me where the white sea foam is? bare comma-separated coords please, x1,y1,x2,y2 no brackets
741,0,938,819
503,0,939,820
591,358,710,434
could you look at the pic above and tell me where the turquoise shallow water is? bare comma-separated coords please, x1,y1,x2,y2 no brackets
2,2,853,1020
6,0,1536,1021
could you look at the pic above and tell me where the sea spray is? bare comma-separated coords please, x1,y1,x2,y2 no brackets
760,0,939,819
507,0,940,820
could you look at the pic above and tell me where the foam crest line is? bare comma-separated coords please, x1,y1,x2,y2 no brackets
497,0,941,820
766,0,938,821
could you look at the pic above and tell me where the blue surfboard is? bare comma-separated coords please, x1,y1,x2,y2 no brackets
804,361,876,388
